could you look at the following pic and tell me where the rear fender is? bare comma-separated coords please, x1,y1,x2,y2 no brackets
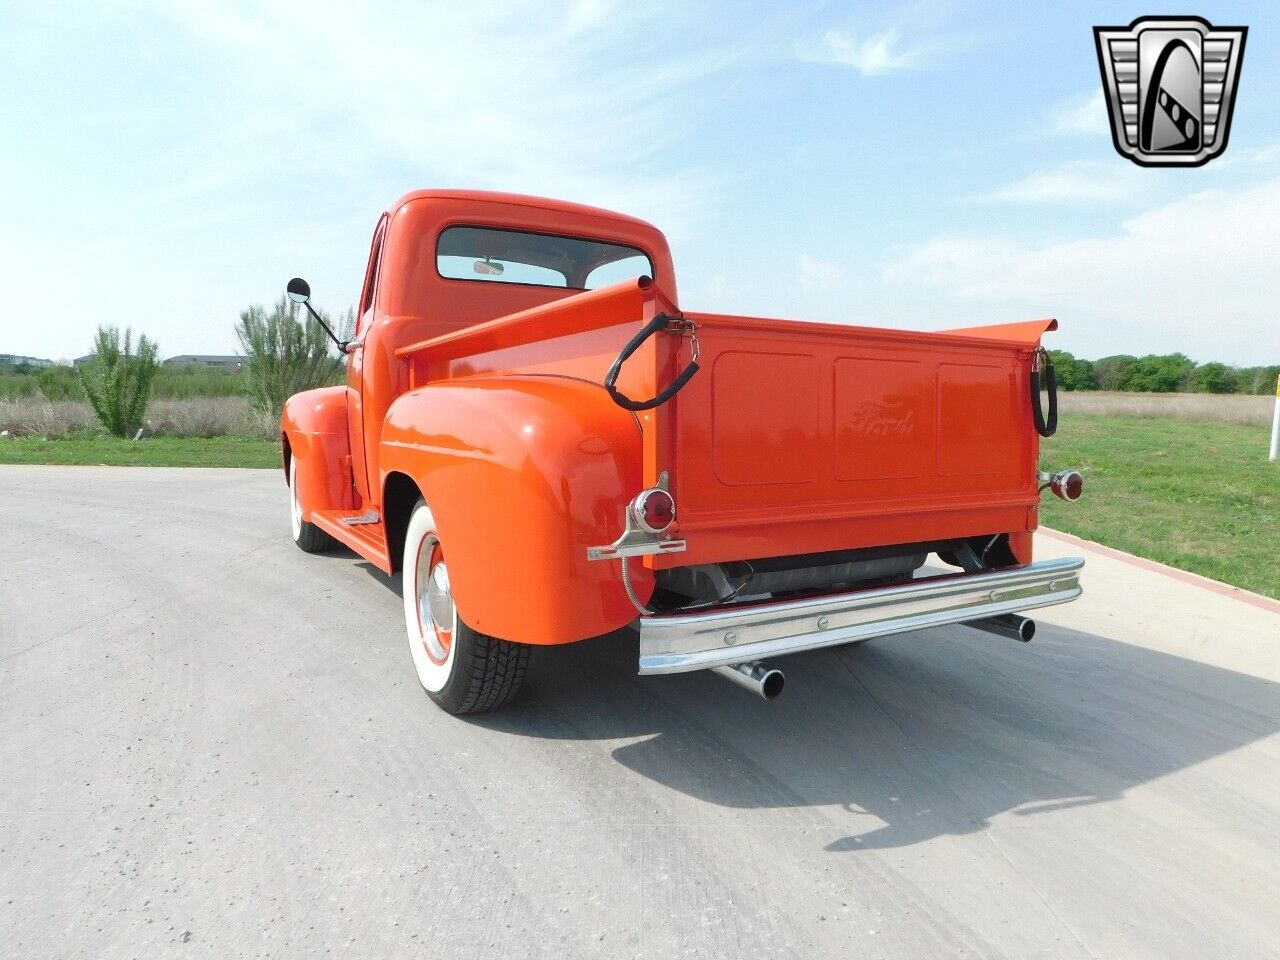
380,376,649,645
281,386,354,517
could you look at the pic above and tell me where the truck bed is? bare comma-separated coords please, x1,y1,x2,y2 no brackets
397,278,1055,571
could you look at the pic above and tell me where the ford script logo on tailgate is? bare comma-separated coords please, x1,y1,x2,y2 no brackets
849,400,915,437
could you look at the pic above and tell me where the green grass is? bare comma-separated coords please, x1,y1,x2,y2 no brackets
1041,415,1279,599
0,435,279,469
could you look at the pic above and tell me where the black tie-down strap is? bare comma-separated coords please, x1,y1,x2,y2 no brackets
1030,348,1058,437
604,313,700,412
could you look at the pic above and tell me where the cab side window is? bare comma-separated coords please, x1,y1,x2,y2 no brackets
357,215,389,333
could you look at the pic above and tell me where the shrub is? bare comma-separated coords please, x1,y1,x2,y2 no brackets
1093,355,1136,391
38,366,79,401
234,296,345,420
147,397,275,438
1048,350,1097,391
1237,365,1280,395
1092,353,1197,392
77,326,161,437
1189,362,1236,394
0,398,98,438
154,365,249,398
1130,353,1195,392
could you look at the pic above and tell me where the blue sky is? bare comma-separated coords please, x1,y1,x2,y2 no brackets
3,1,1277,364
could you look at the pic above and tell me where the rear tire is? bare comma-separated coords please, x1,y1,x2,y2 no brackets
289,455,337,553
402,500,530,714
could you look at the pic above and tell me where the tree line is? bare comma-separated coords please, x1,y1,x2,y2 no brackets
1049,351,1279,395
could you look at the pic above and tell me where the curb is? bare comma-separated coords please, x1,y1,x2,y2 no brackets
1040,527,1280,616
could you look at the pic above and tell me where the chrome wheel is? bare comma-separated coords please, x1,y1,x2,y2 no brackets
415,536,454,665
403,503,459,693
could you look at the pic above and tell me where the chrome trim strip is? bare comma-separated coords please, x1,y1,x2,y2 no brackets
588,538,686,561
638,557,1084,674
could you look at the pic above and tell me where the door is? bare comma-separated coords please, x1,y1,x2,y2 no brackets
347,214,388,508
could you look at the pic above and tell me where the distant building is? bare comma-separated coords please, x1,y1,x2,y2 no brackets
0,353,55,368
163,355,245,370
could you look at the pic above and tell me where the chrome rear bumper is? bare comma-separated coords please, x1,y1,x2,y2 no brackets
638,556,1084,674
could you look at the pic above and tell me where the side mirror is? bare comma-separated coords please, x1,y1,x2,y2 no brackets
283,277,347,354
286,277,311,304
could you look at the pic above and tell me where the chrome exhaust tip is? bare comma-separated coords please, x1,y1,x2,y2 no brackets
711,661,785,700
966,613,1036,643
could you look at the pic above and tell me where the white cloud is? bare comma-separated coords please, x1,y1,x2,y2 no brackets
1213,140,1280,169
138,0,736,237
884,177,1280,364
975,161,1147,205
797,254,846,293
1050,90,1108,136
800,28,944,76
1,0,743,359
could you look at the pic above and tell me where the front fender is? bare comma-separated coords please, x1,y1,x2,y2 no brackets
380,376,649,645
281,386,353,516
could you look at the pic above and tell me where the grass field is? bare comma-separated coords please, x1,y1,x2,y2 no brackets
1057,391,1272,426
1041,416,1278,599
0,435,279,468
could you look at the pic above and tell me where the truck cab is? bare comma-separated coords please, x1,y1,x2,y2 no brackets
282,189,1083,714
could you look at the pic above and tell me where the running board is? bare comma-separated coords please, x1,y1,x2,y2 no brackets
311,510,393,573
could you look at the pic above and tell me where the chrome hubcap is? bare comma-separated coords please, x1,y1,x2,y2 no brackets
415,536,453,663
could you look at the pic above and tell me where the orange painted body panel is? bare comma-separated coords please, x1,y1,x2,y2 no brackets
940,318,1059,344
281,189,1059,646
661,313,1045,568
379,376,652,645
281,386,354,516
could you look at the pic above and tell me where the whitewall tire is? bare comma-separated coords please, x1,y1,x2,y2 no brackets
289,455,337,553
401,499,530,714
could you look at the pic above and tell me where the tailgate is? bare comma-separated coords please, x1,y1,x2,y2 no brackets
655,313,1055,567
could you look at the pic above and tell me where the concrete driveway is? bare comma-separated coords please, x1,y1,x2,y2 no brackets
2,466,1277,959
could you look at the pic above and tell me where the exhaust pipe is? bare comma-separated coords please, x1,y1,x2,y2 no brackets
711,661,785,700
966,613,1036,643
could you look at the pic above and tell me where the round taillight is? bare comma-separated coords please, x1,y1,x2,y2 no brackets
1054,470,1084,502
1063,472,1083,500
632,488,675,533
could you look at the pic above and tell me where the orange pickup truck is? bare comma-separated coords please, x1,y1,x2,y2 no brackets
282,189,1084,714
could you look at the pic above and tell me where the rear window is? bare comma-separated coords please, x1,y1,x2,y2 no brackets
436,226,652,290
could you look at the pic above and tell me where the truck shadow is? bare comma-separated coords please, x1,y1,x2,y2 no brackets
475,622,1280,853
